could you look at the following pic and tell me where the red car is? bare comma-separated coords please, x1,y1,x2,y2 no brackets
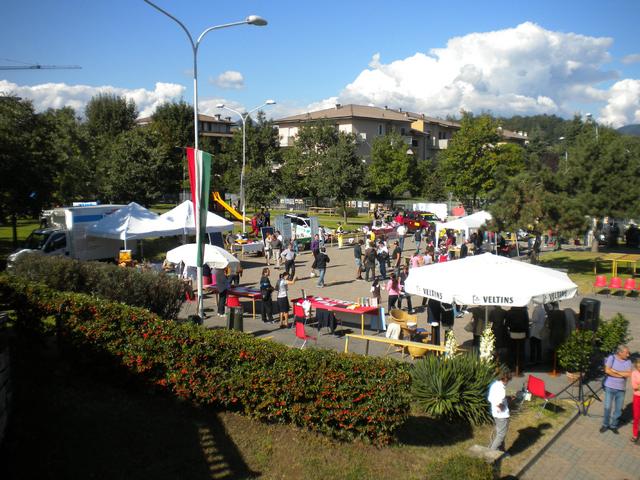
400,211,441,232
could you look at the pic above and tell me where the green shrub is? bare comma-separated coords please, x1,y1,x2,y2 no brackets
557,329,596,373
411,353,495,425
10,254,185,320
596,314,630,355
0,276,411,445
427,453,494,480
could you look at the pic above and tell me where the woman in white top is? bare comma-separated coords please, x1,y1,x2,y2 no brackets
276,272,295,328
264,233,273,265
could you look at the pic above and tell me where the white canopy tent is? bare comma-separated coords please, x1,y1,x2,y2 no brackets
86,202,179,248
404,253,577,307
166,243,239,271
435,210,492,248
159,200,233,234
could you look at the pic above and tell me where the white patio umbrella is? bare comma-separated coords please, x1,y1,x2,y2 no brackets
404,253,577,307
166,243,240,270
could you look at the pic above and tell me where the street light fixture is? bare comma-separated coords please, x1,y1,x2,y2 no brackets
143,0,267,319
585,113,599,141
216,100,276,233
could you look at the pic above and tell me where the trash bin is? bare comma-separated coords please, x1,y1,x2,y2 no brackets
226,306,243,331
188,314,202,326
232,307,244,331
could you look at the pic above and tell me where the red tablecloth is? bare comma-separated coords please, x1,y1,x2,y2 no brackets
293,296,379,334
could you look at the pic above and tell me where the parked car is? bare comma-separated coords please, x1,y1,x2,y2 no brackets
401,211,441,232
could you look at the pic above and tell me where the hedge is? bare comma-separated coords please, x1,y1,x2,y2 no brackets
0,276,411,445
10,254,185,320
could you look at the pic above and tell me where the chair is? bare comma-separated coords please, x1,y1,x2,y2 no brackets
293,320,316,349
608,277,623,296
527,375,556,413
593,275,607,293
384,323,402,355
622,278,637,297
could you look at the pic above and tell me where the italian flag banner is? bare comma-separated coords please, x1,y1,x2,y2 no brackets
186,147,212,265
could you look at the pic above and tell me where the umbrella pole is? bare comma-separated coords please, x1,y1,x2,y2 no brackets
550,350,559,377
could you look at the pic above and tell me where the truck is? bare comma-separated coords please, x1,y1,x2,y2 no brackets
8,204,127,265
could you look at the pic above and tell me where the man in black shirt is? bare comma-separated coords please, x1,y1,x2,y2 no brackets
392,240,403,275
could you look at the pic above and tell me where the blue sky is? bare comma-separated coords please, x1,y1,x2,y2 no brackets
2,0,640,126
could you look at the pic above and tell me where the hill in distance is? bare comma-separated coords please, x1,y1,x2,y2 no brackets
617,124,640,136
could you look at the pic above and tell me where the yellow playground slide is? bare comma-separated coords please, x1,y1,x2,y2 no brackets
212,192,250,222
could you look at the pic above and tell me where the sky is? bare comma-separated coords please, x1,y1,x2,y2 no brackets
2,0,640,127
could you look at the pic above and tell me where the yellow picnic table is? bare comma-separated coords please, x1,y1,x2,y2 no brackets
597,253,640,277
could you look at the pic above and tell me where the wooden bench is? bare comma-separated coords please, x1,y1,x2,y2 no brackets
308,206,336,215
344,333,446,359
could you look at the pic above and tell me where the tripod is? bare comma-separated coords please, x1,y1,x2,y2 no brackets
563,372,602,415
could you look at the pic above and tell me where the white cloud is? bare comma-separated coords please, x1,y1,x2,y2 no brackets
319,22,640,123
212,70,244,90
599,79,640,127
622,53,640,65
0,80,186,117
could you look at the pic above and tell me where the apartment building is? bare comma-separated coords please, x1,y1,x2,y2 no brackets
136,113,236,138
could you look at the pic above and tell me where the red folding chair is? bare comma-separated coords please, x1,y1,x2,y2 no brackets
593,275,607,293
527,375,556,412
293,320,316,349
622,278,637,298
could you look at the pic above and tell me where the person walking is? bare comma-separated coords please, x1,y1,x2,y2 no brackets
377,241,389,279
392,240,403,276
397,265,413,313
271,232,283,270
370,278,382,307
386,272,401,311
336,223,345,248
600,345,632,434
353,239,363,280
281,242,297,279
396,223,407,251
414,227,422,253
488,368,512,453
259,267,274,323
315,247,330,287
363,242,376,282
264,233,273,265
310,234,320,259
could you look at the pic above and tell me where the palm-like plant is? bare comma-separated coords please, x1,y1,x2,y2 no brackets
411,353,496,425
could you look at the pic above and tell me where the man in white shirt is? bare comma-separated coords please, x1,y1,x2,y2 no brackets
488,368,512,452
396,224,407,251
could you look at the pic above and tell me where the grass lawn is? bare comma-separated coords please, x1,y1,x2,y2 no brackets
1,330,572,480
0,218,39,261
537,249,638,294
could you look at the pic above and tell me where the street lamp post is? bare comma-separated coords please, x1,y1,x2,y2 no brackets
143,1,267,319
216,100,276,233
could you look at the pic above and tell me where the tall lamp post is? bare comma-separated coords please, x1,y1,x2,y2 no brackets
585,113,599,141
216,100,276,233
143,1,267,319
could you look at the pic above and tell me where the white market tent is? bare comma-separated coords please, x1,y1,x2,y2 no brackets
404,253,577,307
435,210,492,247
86,202,179,248
159,200,233,235
166,243,239,270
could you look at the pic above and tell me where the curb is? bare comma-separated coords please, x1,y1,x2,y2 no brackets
513,407,581,478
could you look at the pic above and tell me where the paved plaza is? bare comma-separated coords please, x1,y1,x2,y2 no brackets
185,238,640,478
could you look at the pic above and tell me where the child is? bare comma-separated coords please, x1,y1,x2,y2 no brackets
370,278,382,307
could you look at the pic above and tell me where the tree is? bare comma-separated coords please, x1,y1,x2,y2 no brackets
151,100,194,149
367,132,418,198
0,96,58,246
320,133,365,223
96,128,175,206
84,93,137,140
41,107,95,204
278,122,339,204
437,113,506,208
